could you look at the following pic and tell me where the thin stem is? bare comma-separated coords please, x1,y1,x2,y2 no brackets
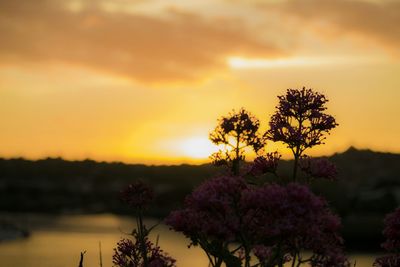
199,239,217,267
291,252,297,267
215,257,223,267
244,243,251,267
232,134,241,175
137,211,148,267
98,242,103,267
293,150,299,182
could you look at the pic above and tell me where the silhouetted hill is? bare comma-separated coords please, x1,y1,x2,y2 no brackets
0,157,220,215
1,147,399,249
1,147,400,215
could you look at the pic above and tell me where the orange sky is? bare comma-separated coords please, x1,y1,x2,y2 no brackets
0,0,399,164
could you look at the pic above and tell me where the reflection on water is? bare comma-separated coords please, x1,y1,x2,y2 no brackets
0,214,208,267
0,214,378,267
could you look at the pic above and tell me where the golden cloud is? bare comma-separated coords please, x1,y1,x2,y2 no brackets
276,0,400,50
0,0,283,83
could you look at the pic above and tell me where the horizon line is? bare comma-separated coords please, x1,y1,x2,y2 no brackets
0,146,397,167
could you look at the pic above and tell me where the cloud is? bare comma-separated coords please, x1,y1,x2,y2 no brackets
275,0,400,50
0,0,283,83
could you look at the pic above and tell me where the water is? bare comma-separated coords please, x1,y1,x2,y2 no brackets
0,214,378,267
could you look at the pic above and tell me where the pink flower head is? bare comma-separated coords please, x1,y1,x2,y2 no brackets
299,156,338,180
249,152,281,176
166,176,248,243
266,88,338,154
120,181,154,209
241,183,345,260
113,237,176,267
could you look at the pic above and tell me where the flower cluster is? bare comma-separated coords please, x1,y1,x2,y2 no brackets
248,152,281,176
209,108,264,150
209,108,266,174
166,176,247,244
166,88,346,267
167,176,348,266
266,88,338,155
299,156,338,180
120,181,154,210
113,237,176,267
241,183,346,263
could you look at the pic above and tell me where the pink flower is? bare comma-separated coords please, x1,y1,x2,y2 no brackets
166,177,349,266
113,237,176,267
166,176,247,243
266,88,338,154
240,183,346,262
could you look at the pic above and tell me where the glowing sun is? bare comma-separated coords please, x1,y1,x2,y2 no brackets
179,137,218,159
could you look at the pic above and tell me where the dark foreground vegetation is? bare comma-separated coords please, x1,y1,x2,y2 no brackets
0,147,399,250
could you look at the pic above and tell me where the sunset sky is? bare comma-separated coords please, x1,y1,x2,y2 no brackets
0,0,399,164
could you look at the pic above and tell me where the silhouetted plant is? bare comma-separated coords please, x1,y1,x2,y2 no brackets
209,108,266,175
374,208,400,267
266,87,338,181
167,88,349,267
113,181,176,267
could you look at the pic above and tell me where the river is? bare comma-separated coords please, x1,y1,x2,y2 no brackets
0,214,379,267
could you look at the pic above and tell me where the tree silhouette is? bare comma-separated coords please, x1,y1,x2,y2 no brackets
209,108,265,175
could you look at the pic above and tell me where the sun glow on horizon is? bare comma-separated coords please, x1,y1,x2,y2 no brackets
179,137,219,159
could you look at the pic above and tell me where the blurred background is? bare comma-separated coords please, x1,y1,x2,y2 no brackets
1,0,399,266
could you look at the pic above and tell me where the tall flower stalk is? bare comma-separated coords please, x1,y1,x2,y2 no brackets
266,87,338,182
